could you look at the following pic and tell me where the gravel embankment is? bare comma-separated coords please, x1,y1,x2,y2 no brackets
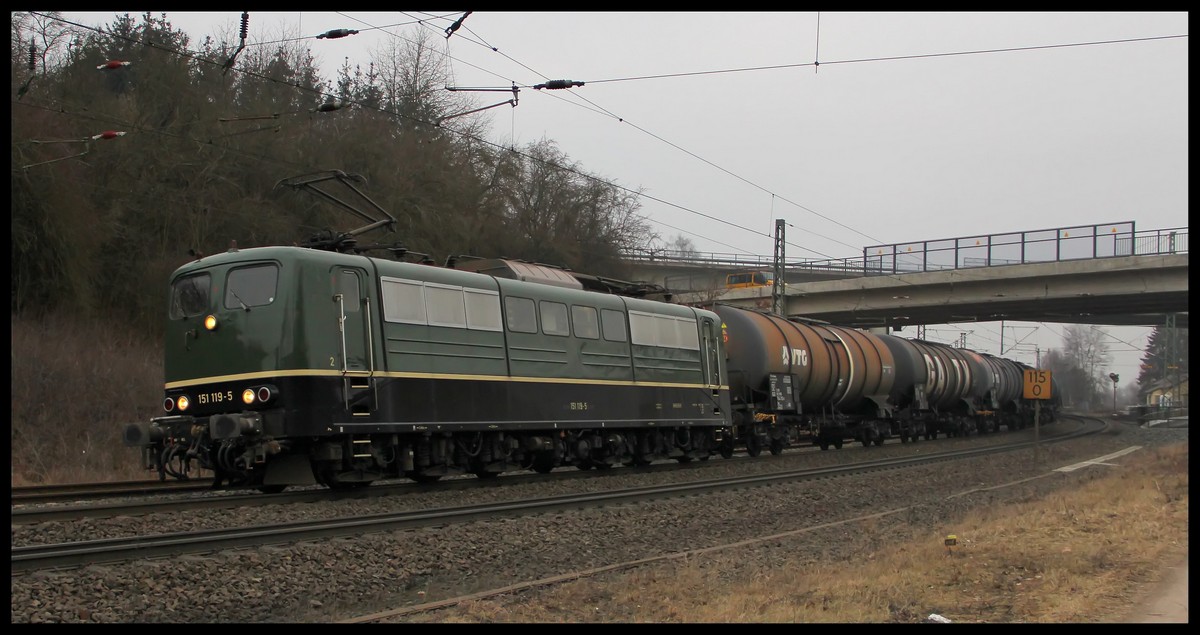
11,419,1186,623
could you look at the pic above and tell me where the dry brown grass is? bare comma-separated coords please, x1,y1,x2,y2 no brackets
424,442,1188,623
11,312,163,484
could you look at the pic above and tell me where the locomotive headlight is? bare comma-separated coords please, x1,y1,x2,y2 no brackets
177,395,190,411
242,388,255,405
204,315,218,331
163,397,175,412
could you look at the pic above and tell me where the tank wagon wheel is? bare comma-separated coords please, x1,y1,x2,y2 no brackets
623,452,654,467
899,433,909,444
257,485,287,494
819,440,830,451
746,434,763,458
675,455,694,464
874,436,885,447
833,439,843,450
719,443,735,459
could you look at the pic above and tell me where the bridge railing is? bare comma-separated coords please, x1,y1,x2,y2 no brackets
623,222,1186,279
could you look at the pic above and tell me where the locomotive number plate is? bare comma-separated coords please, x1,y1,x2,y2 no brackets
197,390,235,405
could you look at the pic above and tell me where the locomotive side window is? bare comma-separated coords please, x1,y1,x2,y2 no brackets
675,316,700,350
571,305,599,339
629,311,655,346
601,309,627,342
225,264,278,310
335,271,360,313
630,310,700,350
381,277,426,324
505,296,538,333
170,273,211,319
464,288,502,332
540,301,569,337
425,283,467,328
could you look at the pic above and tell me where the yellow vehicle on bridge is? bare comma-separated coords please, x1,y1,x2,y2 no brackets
725,270,775,289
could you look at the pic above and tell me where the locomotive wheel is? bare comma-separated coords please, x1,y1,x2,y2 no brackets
531,452,556,474
675,455,694,464
900,433,909,443
874,436,885,447
769,438,785,456
819,441,830,451
406,471,443,484
719,444,734,459
257,485,287,494
833,439,843,449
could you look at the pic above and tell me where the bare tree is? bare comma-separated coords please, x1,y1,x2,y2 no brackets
1056,324,1113,409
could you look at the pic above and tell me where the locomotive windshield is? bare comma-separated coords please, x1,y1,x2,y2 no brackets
169,273,211,319
225,264,279,310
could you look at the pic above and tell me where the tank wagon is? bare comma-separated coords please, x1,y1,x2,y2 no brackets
712,304,1059,451
124,245,732,491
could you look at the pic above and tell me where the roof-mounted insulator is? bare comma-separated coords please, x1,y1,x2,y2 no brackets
97,60,131,70
316,29,359,40
533,80,585,90
27,43,36,70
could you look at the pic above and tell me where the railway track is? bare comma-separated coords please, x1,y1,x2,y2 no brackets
11,417,1079,523
11,415,1102,573
11,478,215,504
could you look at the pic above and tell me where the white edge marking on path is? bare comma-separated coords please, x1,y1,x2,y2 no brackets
1055,446,1143,473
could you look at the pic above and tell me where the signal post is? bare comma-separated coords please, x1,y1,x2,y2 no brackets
1023,369,1053,464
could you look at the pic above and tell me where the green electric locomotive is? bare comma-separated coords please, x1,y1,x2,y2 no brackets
123,245,733,490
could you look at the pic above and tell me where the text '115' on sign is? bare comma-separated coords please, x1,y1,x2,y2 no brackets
1023,369,1052,400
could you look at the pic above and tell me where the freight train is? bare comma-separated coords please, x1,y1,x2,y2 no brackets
123,243,1060,492
715,306,1061,455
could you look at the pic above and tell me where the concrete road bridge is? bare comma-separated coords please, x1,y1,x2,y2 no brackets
624,222,1188,329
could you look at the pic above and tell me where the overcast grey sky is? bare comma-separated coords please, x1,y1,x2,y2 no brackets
61,11,1189,389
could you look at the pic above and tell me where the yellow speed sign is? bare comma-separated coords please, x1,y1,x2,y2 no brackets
1023,369,1053,400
